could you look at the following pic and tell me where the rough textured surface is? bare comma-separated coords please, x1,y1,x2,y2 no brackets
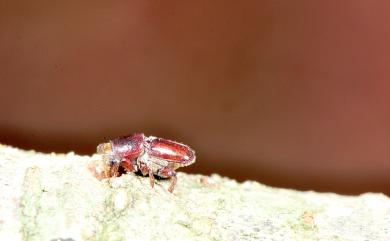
0,144,389,241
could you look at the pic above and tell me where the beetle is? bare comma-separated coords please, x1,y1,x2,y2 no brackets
97,133,196,192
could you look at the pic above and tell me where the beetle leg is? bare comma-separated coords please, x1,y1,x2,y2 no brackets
148,169,155,188
139,163,149,176
158,167,177,193
121,157,136,173
168,172,177,193
139,163,154,188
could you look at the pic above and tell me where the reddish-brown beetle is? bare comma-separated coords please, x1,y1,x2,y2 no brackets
97,133,196,192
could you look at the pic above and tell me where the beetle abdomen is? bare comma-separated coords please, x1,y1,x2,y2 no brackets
147,137,195,165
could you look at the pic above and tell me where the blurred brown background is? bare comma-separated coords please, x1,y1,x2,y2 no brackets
1,1,389,195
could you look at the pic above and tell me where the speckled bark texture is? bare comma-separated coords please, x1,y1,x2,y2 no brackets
0,144,389,241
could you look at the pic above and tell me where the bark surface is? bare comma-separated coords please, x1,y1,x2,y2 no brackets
0,144,389,241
